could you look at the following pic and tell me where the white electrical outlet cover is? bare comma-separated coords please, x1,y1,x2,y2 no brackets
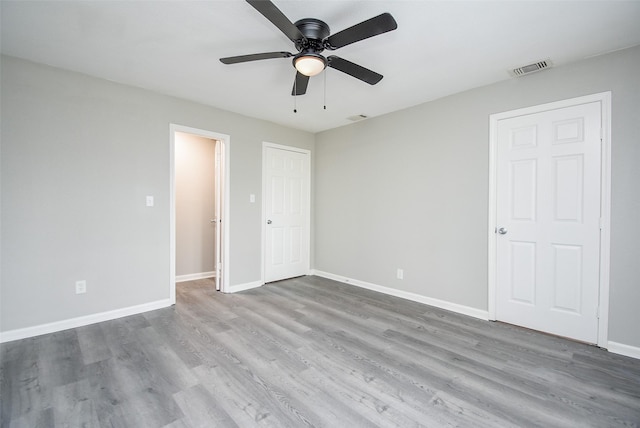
75,280,87,294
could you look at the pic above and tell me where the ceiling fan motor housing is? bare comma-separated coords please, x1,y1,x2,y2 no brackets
294,18,330,53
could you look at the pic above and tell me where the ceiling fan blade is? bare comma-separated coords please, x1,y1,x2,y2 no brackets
327,56,383,85
220,51,293,64
292,72,309,96
325,13,397,50
246,0,306,43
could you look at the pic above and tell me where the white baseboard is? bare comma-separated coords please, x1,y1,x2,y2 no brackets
176,271,216,283
313,270,489,321
608,341,640,360
226,280,263,293
0,298,173,344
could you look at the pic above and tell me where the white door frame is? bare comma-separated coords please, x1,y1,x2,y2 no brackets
261,142,311,284
214,140,223,291
170,124,231,302
488,92,611,347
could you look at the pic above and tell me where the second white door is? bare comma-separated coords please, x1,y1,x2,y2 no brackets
264,145,310,283
495,101,602,343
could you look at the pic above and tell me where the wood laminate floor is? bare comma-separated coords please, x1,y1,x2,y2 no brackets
2,275,639,427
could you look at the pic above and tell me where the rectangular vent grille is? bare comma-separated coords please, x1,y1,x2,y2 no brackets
510,59,552,77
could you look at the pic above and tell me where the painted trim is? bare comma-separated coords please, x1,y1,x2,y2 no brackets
170,124,231,298
597,92,612,347
175,271,216,283
261,142,311,284
313,270,489,321
487,92,612,347
608,342,640,360
226,281,263,293
488,112,498,320
0,299,172,344
170,128,176,304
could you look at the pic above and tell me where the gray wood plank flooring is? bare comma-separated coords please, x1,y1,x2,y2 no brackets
2,275,639,427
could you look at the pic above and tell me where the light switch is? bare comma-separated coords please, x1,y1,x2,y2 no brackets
250,194,256,203
146,196,154,207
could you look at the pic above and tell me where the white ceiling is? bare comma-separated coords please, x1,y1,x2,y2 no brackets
2,1,640,133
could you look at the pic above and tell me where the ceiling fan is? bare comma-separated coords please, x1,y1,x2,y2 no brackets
220,0,398,96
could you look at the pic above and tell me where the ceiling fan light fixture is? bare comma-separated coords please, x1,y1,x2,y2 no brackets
294,54,326,77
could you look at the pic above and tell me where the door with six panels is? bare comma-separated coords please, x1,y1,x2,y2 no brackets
264,145,310,283
495,101,602,343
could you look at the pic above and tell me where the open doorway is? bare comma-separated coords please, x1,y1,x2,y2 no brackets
170,124,230,303
175,133,218,283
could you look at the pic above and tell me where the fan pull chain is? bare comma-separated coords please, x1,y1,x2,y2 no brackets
323,69,327,110
293,78,297,113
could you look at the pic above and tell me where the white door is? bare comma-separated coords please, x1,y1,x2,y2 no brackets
264,145,310,283
495,101,602,343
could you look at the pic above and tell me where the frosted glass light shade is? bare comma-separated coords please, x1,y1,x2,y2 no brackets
294,55,326,76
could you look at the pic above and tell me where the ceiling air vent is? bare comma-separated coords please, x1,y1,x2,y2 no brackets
509,59,553,77
347,114,368,121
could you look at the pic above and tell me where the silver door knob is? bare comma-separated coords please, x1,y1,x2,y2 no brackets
498,227,508,235
267,220,272,224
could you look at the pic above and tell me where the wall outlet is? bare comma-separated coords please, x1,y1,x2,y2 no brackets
75,280,87,294
397,268,404,280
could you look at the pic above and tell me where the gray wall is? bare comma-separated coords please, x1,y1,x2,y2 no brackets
175,132,216,277
1,55,314,332
2,46,639,349
314,45,640,348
